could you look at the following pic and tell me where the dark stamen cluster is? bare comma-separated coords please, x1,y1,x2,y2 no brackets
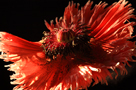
41,23,94,60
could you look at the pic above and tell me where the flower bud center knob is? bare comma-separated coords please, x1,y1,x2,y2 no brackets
57,29,75,43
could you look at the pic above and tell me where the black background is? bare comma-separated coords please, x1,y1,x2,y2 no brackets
0,0,136,90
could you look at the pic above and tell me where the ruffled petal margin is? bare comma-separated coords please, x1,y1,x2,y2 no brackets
0,32,135,90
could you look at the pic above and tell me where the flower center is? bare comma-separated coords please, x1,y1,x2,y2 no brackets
57,29,75,43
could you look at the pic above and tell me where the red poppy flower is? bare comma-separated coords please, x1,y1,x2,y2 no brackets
0,0,136,90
